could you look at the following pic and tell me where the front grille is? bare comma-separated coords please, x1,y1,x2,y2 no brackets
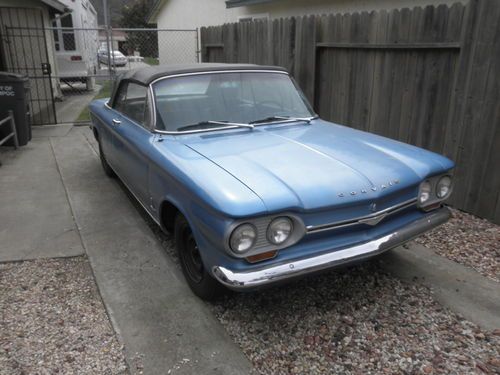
306,198,418,234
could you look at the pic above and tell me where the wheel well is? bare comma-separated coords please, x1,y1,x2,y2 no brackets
160,200,179,232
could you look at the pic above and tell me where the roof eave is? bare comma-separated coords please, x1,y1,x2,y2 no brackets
146,0,166,24
41,0,68,13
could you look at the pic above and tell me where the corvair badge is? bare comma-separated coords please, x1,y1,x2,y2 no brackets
337,179,400,198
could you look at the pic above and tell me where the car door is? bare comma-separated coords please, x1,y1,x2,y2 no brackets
111,81,153,210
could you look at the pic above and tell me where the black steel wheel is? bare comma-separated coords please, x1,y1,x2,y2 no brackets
174,213,225,301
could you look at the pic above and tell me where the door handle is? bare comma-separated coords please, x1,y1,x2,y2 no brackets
112,119,121,126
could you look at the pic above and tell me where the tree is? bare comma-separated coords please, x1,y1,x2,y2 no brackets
118,0,158,58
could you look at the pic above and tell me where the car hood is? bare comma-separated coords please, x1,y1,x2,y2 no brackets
180,120,454,212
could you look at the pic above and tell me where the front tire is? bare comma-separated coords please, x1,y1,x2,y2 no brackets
174,214,225,301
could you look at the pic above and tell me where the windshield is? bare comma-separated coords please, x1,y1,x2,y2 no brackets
152,72,314,132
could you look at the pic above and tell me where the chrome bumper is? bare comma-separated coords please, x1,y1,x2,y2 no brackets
213,207,450,290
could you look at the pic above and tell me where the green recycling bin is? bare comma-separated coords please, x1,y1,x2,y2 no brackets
0,72,31,146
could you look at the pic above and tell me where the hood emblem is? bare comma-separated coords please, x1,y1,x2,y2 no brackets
337,179,400,198
370,203,377,212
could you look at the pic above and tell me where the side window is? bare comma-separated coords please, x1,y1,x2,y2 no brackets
113,83,128,113
113,82,148,126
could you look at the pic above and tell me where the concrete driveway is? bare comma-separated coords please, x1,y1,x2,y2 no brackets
0,125,252,375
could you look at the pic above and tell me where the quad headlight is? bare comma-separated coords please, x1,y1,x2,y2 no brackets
436,175,452,199
418,174,453,209
229,223,257,253
418,180,432,205
227,216,305,259
267,217,293,245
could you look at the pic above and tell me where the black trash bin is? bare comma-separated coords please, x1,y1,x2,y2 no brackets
0,72,31,146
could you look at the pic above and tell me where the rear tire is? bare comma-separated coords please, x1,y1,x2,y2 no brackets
98,140,115,178
174,213,225,301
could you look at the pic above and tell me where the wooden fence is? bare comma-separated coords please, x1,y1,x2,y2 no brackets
200,0,500,224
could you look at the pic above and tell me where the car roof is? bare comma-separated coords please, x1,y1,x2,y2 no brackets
118,63,288,86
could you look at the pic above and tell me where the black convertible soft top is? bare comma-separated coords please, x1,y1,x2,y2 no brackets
109,63,288,105
118,63,288,85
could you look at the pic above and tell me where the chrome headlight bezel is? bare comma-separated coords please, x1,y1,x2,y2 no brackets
225,214,306,258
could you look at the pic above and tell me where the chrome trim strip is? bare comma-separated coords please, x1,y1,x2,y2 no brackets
149,69,289,86
306,197,418,234
213,207,450,290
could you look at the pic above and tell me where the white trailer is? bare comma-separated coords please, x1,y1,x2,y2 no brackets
52,0,99,90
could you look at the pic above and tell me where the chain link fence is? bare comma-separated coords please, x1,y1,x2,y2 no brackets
1,25,198,124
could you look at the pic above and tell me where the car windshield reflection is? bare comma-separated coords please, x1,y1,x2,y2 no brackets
152,72,315,132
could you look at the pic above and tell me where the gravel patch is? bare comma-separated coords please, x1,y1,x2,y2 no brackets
0,256,128,375
212,263,500,375
416,207,500,283
140,207,500,375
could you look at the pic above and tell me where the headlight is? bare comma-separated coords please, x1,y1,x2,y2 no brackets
419,180,432,205
267,217,293,245
229,223,257,253
436,176,452,199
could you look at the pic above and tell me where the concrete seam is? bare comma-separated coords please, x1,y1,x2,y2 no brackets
48,135,132,375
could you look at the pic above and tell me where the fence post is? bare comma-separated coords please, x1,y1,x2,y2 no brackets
102,0,113,78
195,28,200,62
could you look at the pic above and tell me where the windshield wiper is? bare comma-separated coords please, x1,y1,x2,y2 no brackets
177,120,254,132
249,115,318,125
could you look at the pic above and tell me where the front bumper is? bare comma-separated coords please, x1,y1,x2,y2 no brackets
213,207,450,290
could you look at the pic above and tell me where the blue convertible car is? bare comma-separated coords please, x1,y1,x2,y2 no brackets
89,63,454,300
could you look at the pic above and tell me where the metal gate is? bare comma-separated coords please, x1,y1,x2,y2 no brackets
1,19,198,125
0,7,58,125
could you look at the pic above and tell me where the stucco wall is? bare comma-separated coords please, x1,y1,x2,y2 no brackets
154,0,468,29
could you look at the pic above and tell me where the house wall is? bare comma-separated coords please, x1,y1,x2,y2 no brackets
0,0,60,121
154,0,468,30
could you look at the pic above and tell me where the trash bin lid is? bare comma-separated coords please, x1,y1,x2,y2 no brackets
0,71,29,83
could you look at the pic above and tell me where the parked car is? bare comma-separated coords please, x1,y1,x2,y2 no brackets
98,49,127,67
89,63,454,300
